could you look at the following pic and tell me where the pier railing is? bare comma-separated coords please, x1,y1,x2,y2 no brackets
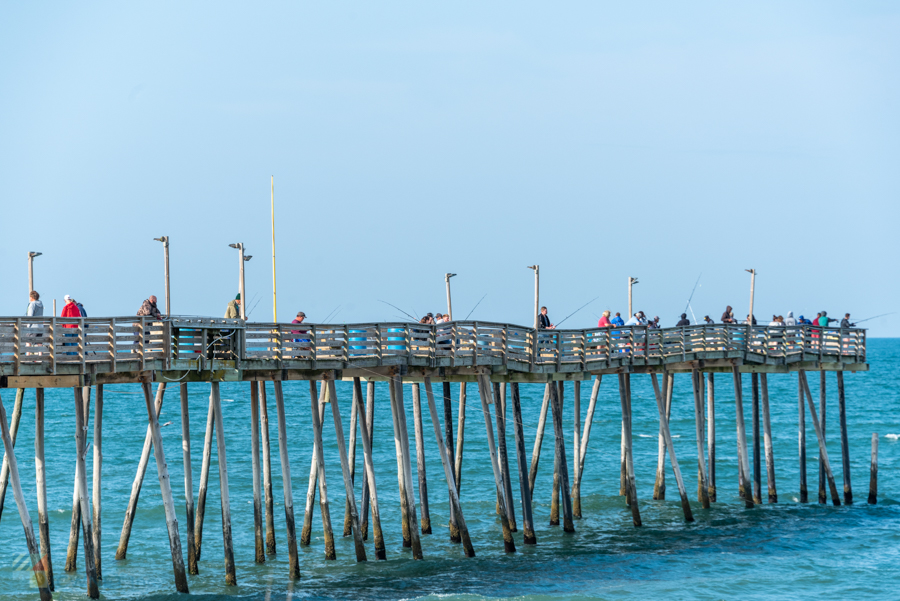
0,317,865,376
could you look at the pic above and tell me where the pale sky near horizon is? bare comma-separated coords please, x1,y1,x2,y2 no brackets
1,2,898,334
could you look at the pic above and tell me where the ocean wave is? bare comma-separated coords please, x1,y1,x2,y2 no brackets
885,434,900,440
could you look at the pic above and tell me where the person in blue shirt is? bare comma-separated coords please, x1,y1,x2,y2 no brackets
610,312,625,326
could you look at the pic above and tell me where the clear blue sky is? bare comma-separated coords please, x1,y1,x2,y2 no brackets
1,2,897,334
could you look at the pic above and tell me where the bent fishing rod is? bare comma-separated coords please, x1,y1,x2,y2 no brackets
378,299,417,322
554,295,600,328
464,293,488,320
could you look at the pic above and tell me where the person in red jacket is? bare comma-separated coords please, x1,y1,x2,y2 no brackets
61,295,82,354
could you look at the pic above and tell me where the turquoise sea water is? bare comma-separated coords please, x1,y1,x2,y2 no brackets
1,340,898,600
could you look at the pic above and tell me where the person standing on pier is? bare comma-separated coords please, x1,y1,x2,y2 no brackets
598,310,612,327
137,296,164,320
819,311,832,327
785,311,797,326
703,315,714,324
624,311,646,326
225,294,242,319
538,307,555,329
721,306,737,324
676,313,690,326
610,312,625,326
841,313,855,328
26,290,43,317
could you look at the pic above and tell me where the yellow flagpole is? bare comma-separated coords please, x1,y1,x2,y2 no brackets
271,175,278,322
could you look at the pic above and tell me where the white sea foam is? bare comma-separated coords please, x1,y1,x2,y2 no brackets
885,433,900,440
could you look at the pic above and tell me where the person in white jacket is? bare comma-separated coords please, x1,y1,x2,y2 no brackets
26,290,43,317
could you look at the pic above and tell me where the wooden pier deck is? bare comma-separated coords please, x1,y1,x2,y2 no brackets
0,318,870,599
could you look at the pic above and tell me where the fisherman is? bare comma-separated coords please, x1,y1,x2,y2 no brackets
137,295,164,320
597,310,612,327
26,290,43,317
784,311,797,326
703,315,714,325
841,313,855,328
538,306,554,329
798,315,811,325
721,306,736,324
649,316,661,329
610,312,625,326
61,295,81,354
624,311,646,326
291,311,310,349
676,313,690,327
819,311,831,327
225,293,242,319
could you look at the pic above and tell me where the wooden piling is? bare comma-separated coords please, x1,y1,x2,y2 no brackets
352,378,386,559
210,382,237,585
617,374,642,526
752,372,762,505
273,381,301,578
193,388,216,564
494,382,517,532
732,368,754,508
92,385,102,579
141,380,189,593
0,389,53,601
250,381,265,563
0,388,25,523
35,388,55,591
528,383,551,496
573,376,600,518
572,380,581,516
868,433,877,504
327,380,367,562
653,374,672,501
550,382,563,525
74,387,99,598
650,373,693,521
691,370,711,509
818,371,827,504
308,380,337,560
390,375,423,558
837,371,852,504
424,378,475,556
799,372,841,506
476,375,516,552
760,374,777,503
707,373,716,502
454,383,466,494
549,379,576,532
440,381,459,542
116,382,166,560
359,379,375,541
259,382,276,555
179,383,197,576
300,381,325,547
510,382,536,544
342,382,359,538
798,371,808,503
411,384,432,534
67,386,91,573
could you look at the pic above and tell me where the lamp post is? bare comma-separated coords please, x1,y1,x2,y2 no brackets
628,277,639,318
527,265,539,330
153,237,170,315
445,273,456,320
229,243,251,320
745,268,756,327
27,251,42,293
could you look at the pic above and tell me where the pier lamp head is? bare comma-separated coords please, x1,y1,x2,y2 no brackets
153,236,168,246
745,268,755,275
228,243,240,249
244,255,253,261
630,277,639,285
28,251,42,259
446,273,456,280
526,265,537,271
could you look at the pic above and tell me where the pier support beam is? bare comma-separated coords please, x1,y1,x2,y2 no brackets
92,385,103,580
74,387,99,598
732,368,754,508
273,381,301,578
353,379,386,559
411,384,432,535
34,388,54,591
389,375,423,558
837,372,852,504
0,389,53,601
691,370,711,509
327,380,367,562
442,381,459,540
494,382,517,532
300,382,325,547
528,383,551,497
211,382,237,585
818,372,827,504
752,373,762,505
454,383,466,494
707,373,716,502
193,388,216,566
510,382,536,544
116,383,165,560
651,372,693,521
799,372,841,506
141,380,189,593
798,372,808,503
476,375,516,552
179,383,197,576
653,374,672,500
550,382,562,526
0,388,25,524
67,387,91,573
342,383,360,538
307,380,336,560
259,383,276,555
359,380,376,542
868,433,877,504
573,376,600,518
618,374,641,526
250,381,265,563
761,374,777,503
549,380,575,532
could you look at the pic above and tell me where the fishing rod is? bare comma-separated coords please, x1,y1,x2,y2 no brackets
379,299,417,322
555,295,600,328
683,273,702,324
853,312,896,324
245,293,262,318
464,294,487,320
326,307,343,324
321,305,341,324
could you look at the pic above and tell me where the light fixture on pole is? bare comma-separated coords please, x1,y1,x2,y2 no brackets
153,237,170,315
445,273,456,321
27,251,42,293
229,243,250,320
628,277,639,318
745,268,756,327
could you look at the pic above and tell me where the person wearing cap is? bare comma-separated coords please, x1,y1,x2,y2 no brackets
676,313,690,327
292,311,310,348
61,295,82,354
225,293,242,319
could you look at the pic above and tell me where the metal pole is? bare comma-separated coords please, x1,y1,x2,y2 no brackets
628,277,638,318
163,238,170,315
271,176,277,322
28,252,41,293
445,273,456,320
239,244,246,320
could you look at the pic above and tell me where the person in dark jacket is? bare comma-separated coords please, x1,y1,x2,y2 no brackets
538,306,554,329
840,313,854,328
721,306,736,324
676,313,690,327
137,296,164,319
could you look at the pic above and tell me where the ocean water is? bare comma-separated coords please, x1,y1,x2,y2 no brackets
1,340,898,600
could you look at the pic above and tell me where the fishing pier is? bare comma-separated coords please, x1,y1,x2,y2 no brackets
0,317,870,599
